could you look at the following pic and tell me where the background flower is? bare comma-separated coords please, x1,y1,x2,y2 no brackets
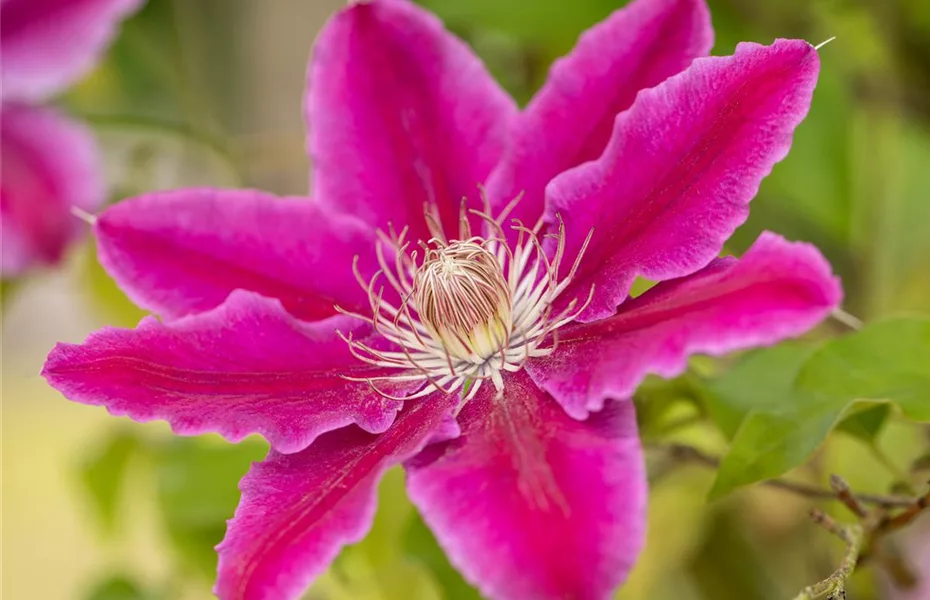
0,0,142,279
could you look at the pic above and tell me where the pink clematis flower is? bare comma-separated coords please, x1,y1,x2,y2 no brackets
42,0,842,598
1,0,142,277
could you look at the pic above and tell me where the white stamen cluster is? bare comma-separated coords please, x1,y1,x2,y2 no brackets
337,197,593,401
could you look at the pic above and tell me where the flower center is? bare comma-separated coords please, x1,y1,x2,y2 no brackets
414,241,512,364
336,196,593,401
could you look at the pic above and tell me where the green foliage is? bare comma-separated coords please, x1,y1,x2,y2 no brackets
708,394,854,500
417,0,616,51
80,429,141,534
82,240,148,328
404,513,481,600
702,343,817,441
83,575,153,600
834,403,891,442
78,430,266,585
315,469,443,600
153,437,267,579
796,317,930,421
708,317,930,499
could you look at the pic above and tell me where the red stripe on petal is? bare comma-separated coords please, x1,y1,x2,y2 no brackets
406,371,646,600
43,290,408,454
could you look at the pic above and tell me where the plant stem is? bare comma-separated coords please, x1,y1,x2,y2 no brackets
792,511,863,600
830,308,863,330
650,443,915,507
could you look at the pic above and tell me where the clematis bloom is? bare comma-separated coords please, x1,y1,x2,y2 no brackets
43,0,842,599
1,0,142,277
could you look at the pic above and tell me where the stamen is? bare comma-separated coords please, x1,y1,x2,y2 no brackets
339,191,596,404
458,197,472,241
423,203,446,244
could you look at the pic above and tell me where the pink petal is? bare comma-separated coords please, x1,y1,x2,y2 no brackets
306,0,515,241
1,103,104,277
484,0,712,234
0,0,143,102
880,519,930,600
528,232,841,419
406,370,646,600
95,189,379,321
215,395,460,600
549,39,821,321
42,290,408,454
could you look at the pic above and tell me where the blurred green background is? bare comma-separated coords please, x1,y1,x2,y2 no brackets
3,0,930,598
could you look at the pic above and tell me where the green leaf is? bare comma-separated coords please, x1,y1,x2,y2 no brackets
152,437,267,579
835,402,891,442
404,512,481,600
795,317,930,420
83,574,151,600
79,429,140,534
708,393,852,500
702,343,817,440
709,317,930,499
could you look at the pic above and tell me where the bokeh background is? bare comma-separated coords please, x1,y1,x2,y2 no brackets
3,0,930,598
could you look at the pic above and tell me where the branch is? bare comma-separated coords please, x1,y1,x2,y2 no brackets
649,443,930,595
830,308,863,331
880,486,930,531
792,510,863,600
649,443,914,508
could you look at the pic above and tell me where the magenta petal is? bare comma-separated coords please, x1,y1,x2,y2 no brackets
484,0,712,232
528,232,841,419
215,395,460,600
406,371,646,600
95,189,379,320
42,290,407,454
1,103,104,277
549,39,821,321
0,0,143,102
306,0,515,241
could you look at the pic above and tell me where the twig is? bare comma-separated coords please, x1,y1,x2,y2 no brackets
879,485,930,532
793,476,930,598
650,445,929,596
649,443,914,508
831,308,863,330
830,474,869,518
792,510,864,600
